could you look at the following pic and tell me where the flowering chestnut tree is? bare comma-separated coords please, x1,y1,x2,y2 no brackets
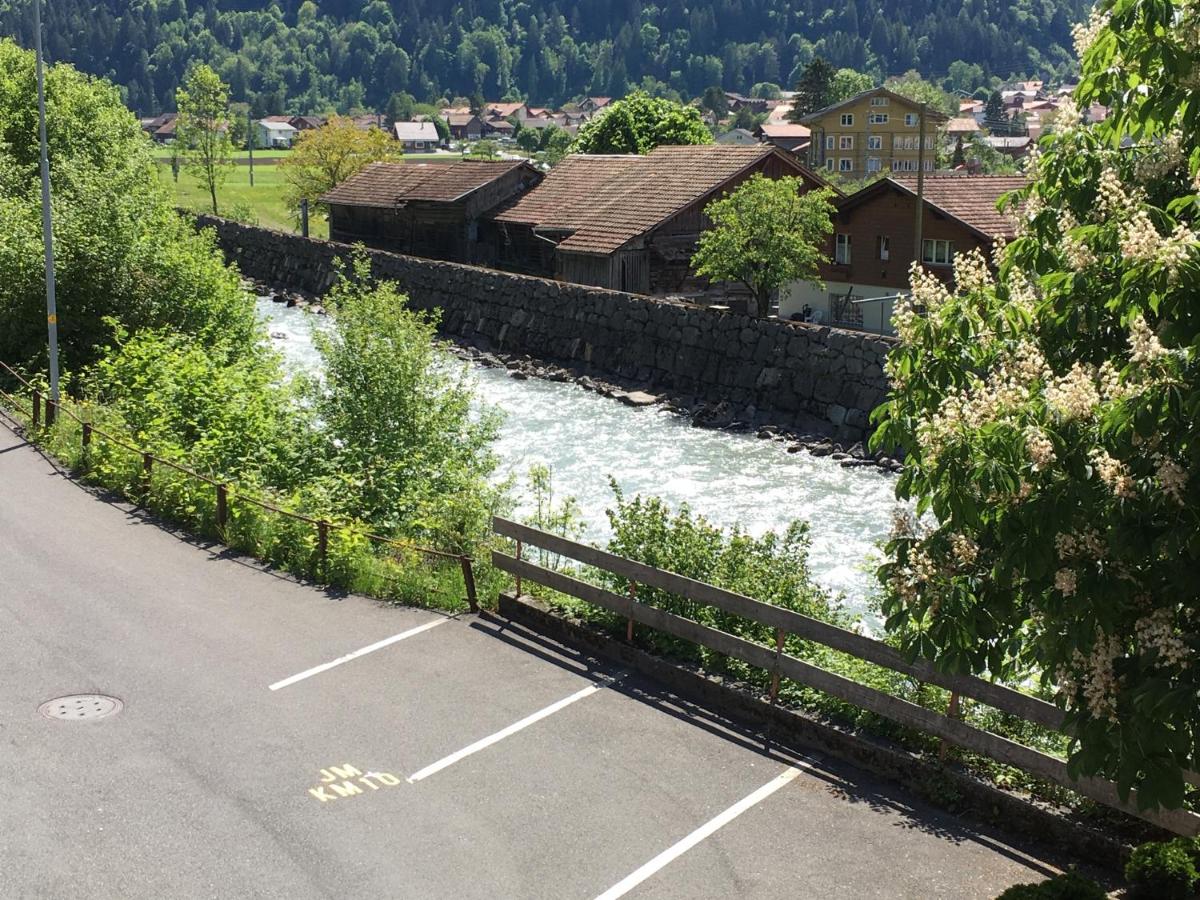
872,0,1199,810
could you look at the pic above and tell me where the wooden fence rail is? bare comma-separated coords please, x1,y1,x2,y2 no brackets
491,516,1200,837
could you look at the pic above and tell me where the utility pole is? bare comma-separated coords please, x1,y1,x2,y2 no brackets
912,101,927,271
34,0,60,404
247,109,254,187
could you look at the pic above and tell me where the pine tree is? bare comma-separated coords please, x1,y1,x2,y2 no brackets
788,57,835,122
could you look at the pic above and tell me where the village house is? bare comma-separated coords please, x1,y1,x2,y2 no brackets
756,123,811,154
485,101,528,122
256,118,298,148
485,144,829,295
579,97,612,115
321,160,543,264
716,128,759,145
141,112,178,143
445,113,484,142
800,87,949,178
392,121,443,152
780,174,1026,333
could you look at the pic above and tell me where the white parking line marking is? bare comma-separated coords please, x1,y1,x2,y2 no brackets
593,765,804,900
268,618,448,691
407,682,603,783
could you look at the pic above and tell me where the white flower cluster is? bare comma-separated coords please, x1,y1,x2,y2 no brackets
1024,425,1057,470
1044,362,1101,420
1058,209,1096,270
1078,631,1122,721
909,262,953,311
1090,448,1137,499
1096,167,1135,217
1055,567,1078,597
1128,314,1167,365
1134,132,1186,183
953,248,992,294
949,532,979,567
1119,211,1197,276
1135,608,1191,669
1071,8,1110,58
890,543,937,606
890,507,919,539
1055,528,1108,562
891,296,920,346
1156,454,1188,505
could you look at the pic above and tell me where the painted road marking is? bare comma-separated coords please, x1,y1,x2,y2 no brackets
407,682,603,783
269,619,447,691
593,765,805,900
307,763,403,803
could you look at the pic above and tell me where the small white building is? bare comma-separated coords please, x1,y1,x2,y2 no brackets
716,128,759,145
393,121,442,152
256,119,298,149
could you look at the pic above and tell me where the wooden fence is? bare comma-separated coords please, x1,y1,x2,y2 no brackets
491,516,1200,837
0,362,477,611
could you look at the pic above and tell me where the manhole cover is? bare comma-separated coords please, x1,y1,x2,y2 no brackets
38,694,123,721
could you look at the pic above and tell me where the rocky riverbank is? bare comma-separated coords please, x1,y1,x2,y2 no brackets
256,281,901,476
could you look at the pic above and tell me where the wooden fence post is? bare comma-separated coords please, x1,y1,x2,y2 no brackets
769,628,786,707
514,539,523,596
81,422,91,448
317,520,329,577
31,390,40,428
216,483,229,533
627,581,637,643
460,556,478,613
45,398,56,428
141,452,153,501
939,691,962,763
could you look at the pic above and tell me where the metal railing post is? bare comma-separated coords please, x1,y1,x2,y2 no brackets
460,556,478,613
216,483,229,533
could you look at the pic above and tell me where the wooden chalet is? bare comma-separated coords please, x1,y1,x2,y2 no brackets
321,160,543,264
485,144,829,294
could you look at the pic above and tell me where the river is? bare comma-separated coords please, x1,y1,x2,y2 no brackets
258,299,899,609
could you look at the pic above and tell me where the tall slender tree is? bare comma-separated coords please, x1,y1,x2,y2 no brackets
788,57,835,121
176,64,233,215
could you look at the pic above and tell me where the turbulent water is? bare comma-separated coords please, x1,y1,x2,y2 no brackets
259,299,900,609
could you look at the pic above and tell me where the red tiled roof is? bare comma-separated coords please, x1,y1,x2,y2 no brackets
492,144,826,255
321,160,533,207
888,174,1028,239
487,102,526,118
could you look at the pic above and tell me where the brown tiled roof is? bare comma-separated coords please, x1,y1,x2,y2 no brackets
446,113,480,127
888,174,1028,239
492,144,827,255
487,102,526,118
944,117,981,134
321,160,532,207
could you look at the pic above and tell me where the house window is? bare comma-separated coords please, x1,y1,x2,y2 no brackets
870,96,889,107
876,235,890,260
835,233,852,265
923,159,934,171
922,239,954,265
825,158,835,171
924,136,935,149
866,156,881,172
839,135,853,149
868,113,889,125
905,112,919,126
839,158,853,172
840,113,854,126
825,135,836,150
867,135,882,150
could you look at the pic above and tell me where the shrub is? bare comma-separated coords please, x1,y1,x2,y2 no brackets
1124,838,1199,899
995,870,1107,900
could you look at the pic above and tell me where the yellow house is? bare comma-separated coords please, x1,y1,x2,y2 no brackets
800,87,948,178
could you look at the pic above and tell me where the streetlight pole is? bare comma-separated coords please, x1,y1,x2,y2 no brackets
33,0,60,404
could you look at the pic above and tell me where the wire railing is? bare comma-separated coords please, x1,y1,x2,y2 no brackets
0,360,477,612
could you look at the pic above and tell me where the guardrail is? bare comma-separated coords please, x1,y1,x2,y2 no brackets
0,361,477,612
491,515,1200,837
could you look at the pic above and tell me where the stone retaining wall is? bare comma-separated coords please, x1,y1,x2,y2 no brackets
196,216,893,441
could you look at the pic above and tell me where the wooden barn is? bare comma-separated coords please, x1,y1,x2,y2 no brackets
484,144,830,294
321,160,543,264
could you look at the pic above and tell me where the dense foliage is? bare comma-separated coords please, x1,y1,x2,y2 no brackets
1124,838,1200,900
873,0,1200,809
0,0,1088,115
994,872,1107,900
571,91,711,155
279,116,402,216
692,175,835,317
0,38,255,375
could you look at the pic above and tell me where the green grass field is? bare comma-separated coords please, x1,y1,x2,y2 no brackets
160,164,326,236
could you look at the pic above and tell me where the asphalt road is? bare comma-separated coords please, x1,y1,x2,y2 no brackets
0,419,1072,899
